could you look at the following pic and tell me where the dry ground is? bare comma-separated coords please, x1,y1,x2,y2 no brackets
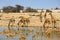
0,12,60,28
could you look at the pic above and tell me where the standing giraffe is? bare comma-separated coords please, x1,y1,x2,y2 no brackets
43,10,53,36
44,9,49,19
48,10,56,28
43,10,52,29
43,10,57,37
8,16,15,30
39,9,44,22
44,9,52,19
51,16,56,28
44,11,47,20
43,18,51,29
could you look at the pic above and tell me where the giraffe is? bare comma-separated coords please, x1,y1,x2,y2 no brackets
43,18,51,27
48,10,56,28
43,10,57,37
43,10,54,36
43,9,56,28
8,16,15,31
51,16,56,28
39,9,44,22
44,9,52,19
17,16,30,30
43,10,52,28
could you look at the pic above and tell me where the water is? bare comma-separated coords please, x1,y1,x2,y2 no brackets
0,27,60,40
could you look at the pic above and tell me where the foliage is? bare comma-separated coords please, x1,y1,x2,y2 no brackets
24,7,38,12
2,5,24,13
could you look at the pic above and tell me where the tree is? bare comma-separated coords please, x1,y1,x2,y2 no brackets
2,5,24,13
55,7,60,10
25,7,38,12
3,6,16,13
16,5,24,12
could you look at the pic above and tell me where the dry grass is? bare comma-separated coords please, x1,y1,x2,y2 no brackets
0,13,60,28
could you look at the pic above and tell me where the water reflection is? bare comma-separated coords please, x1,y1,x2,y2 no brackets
0,27,60,40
